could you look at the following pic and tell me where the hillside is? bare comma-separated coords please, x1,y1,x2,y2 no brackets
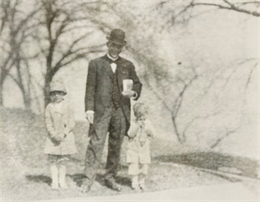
0,107,258,200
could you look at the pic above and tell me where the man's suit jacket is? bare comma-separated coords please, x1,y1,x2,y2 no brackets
85,54,142,126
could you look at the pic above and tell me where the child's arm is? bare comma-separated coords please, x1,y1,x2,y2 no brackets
62,106,76,137
127,122,139,138
45,105,61,141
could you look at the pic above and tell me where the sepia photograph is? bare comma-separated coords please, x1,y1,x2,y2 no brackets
0,0,259,201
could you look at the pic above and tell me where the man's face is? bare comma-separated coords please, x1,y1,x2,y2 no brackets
107,42,124,58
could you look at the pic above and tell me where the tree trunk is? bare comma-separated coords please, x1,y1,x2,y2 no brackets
21,88,31,109
44,77,51,107
44,70,53,107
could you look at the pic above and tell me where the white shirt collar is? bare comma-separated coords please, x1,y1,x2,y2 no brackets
107,53,118,61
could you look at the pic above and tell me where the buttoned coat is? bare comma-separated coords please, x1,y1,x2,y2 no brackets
44,100,77,155
84,55,142,130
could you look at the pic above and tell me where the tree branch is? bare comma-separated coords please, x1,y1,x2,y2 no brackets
8,73,21,88
0,0,11,37
53,31,94,69
51,49,103,77
239,1,260,6
244,62,258,94
210,128,237,148
54,12,70,40
175,0,195,18
192,0,260,17
12,5,41,37
183,112,220,138
171,74,198,143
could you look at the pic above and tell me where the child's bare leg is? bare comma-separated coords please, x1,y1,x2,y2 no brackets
131,175,139,190
58,160,68,189
50,163,59,189
139,164,148,190
128,163,140,190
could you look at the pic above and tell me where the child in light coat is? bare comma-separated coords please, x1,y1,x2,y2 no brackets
126,103,155,190
44,80,77,190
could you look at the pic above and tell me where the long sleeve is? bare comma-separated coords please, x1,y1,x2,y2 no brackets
45,105,57,138
63,107,76,135
129,62,142,100
85,60,97,112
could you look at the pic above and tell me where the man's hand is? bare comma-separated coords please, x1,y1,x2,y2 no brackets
86,111,94,124
122,90,136,98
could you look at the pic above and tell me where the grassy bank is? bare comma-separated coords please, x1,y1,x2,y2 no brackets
0,107,257,200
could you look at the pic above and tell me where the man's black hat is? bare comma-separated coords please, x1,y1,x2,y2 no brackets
106,29,127,46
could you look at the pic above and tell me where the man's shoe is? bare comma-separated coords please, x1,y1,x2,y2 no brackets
139,182,147,191
104,178,122,191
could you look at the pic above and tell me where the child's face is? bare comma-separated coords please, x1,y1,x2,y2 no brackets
50,91,65,103
137,114,147,122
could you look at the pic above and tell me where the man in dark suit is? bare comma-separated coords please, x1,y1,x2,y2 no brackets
81,29,142,193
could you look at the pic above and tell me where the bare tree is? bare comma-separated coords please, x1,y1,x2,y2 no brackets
0,0,40,107
31,0,105,106
151,0,260,29
109,1,259,146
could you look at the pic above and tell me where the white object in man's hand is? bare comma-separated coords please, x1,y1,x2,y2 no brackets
122,90,136,98
86,111,94,124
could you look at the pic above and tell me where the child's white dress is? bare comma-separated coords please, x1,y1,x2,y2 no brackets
126,119,155,175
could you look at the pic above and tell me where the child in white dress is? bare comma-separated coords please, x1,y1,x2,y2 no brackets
44,80,77,190
126,103,155,190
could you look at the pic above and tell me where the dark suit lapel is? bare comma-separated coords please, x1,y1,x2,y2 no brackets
116,59,124,92
101,55,113,80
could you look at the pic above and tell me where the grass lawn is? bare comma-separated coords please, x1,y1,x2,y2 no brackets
0,107,258,200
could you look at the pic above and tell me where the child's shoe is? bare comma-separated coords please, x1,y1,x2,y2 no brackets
139,182,147,191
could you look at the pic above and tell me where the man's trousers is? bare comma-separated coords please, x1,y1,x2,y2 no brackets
84,105,127,186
